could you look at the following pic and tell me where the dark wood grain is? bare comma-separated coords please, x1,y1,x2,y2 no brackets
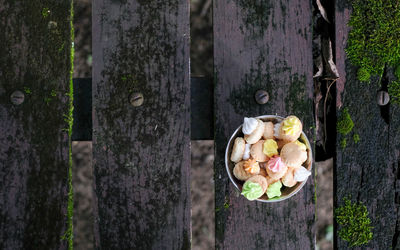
335,1,400,249
0,1,73,249
92,0,190,249
213,0,315,249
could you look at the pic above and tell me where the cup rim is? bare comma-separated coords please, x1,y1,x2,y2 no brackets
224,115,313,203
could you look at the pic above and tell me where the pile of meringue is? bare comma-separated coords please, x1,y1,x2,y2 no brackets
230,116,311,201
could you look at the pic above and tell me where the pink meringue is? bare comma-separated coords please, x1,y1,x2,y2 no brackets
267,156,286,173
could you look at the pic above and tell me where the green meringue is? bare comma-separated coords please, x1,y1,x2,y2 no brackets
267,181,282,198
241,182,264,201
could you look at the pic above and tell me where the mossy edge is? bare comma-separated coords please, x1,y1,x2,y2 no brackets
67,0,74,249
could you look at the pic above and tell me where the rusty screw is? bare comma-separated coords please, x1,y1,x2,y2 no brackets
376,91,390,106
254,90,269,104
130,92,144,107
10,90,25,105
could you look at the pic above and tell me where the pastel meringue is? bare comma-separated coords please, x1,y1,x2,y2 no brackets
274,116,303,142
294,166,311,182
242,117,258,135
263,139,278,157
243,159,260,174
267,156,286,173
243,144,251,160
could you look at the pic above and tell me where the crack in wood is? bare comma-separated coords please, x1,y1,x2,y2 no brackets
356,164,364,202
379,66,390,124
392,160,400,249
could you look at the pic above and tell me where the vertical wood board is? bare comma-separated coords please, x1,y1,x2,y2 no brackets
92,0,190,249
335,1,400,249
214,0,315,249
0,1,73,249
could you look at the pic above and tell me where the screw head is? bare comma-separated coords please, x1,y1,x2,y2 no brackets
10,90,25,105
376,91,390,106
254,90,269,104
129,92,144,107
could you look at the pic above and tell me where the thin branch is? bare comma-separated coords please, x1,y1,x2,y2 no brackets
323,79,337,150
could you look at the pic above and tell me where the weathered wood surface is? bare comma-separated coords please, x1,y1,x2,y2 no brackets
0,1,73,249
335,1,400,249
92,0,190,249
214,0,315,249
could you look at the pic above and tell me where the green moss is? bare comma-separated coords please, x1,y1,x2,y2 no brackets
42,7,50,18
337,108,354,135
346,0,400,81
353,134,360,143
223,199,230,209
357,68,371,83
335,198,373,247
24,87,31,94
340,138,347,149
388,80,400,105
44,97,52,105
395,65,400,79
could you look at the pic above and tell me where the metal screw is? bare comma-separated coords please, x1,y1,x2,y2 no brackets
129,92,144,107
10,90,25,105
254,90,269,104
377,91,390,106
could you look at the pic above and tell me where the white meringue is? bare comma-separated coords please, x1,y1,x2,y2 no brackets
243,144,251,160
242,117,258,135
294,166,311,182
273,122,282,138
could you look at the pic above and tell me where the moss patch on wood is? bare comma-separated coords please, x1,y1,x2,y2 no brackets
388,80,400,105
346,0,400,82
235,0,274,35
340,138,347,149
335,198,373,247
353,133,360,144
337,108,354,135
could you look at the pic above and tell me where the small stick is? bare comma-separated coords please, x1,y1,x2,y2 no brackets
323,79,337,150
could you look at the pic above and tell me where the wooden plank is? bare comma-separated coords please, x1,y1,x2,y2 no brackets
335,1,400,249
92,1,190,249
0,1,73,249
213,1,315,249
